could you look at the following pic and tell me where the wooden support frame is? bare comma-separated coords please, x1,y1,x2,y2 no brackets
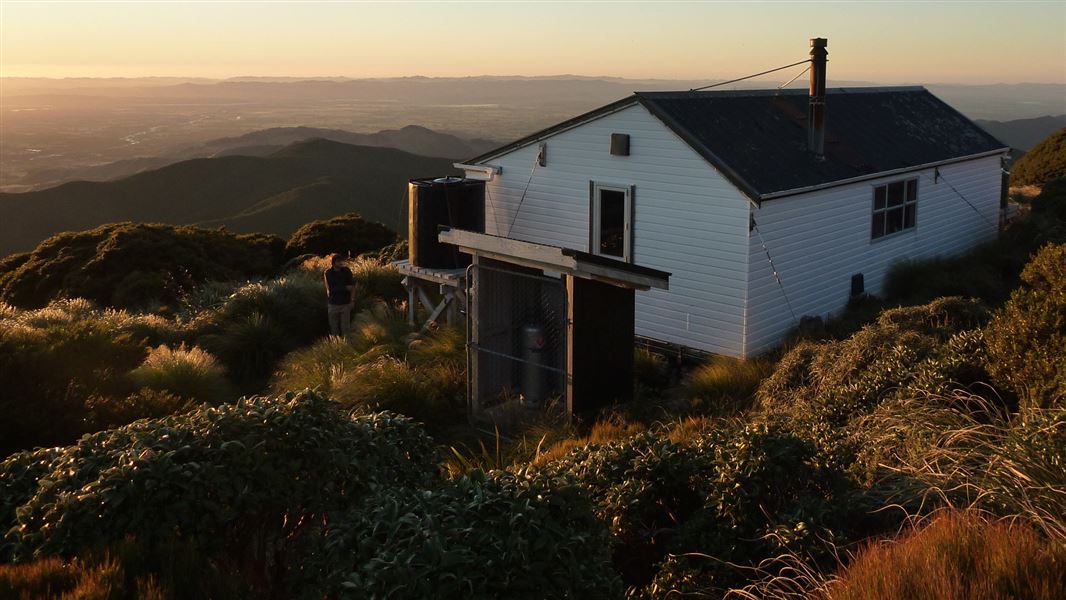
394,259,468,332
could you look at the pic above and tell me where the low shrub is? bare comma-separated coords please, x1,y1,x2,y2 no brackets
285,213,398,260
756,297,994,461
828,511,1066,600
85,389,190,432
304,470,622,599
0,391,438,593
1009,128,1066,187
539,423,862,593
985,243,1066,409
128,345,231,405
0,223,285,310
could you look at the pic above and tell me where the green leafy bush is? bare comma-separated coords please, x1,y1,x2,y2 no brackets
285,213,398,259
539,423,862,593
305,470,622,600
985,243,1066,409
0,223,285,310
0,391,438,588
85,388,190,432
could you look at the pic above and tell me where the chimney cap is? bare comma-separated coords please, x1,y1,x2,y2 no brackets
810,37,828,48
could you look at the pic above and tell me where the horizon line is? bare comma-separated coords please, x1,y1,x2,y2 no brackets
3,74,1066,87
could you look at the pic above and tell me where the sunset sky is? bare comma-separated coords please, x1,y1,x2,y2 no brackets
2,0,1064,83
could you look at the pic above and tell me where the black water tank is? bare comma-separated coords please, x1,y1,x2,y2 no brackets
408,176,485,268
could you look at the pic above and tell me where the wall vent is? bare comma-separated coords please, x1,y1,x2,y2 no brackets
610,133,630,156
850,273,865,297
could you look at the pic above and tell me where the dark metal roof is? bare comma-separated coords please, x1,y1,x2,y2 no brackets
636,87,1008,199
467,87,1008,201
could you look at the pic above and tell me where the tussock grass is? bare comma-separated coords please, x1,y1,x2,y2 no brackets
856,395,1066,542
530,415,646,466
681,355,774,416
634,347,672,391
0,540,244,600
828,511,1065,600
129,344,231,405
0,557,124,600
271,307,466,431
299,255,404,308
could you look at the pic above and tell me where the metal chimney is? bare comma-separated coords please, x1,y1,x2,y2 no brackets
808,38,828,159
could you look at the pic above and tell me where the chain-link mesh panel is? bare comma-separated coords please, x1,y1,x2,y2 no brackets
468,263,567,426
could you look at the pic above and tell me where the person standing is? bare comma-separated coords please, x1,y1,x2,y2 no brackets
324,254,356,337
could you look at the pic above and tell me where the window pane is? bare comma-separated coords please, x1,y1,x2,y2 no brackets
599,189,626,258
904,204,917,229
887,181,905,207
874,186,887,210
885,207,904,235
872,211,885,239
906,179,918,202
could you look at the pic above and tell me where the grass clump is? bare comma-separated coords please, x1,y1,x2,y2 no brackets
188,271,325,388
680,355,773,416
0,300,156,455
271,308,466,431
828,511,1066,600
128,344,231,405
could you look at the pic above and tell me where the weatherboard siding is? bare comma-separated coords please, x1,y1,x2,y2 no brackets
471,103,751,356
744,155,1004,355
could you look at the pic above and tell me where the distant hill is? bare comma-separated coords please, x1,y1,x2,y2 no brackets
13,125,493,191
180,125,497,162
975,115,1066,151
1009,127,1066,187
0,139,458,256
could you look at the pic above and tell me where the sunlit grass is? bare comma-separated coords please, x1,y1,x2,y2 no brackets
828,511,1065,600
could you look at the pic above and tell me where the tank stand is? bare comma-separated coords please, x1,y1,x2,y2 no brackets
393,259,468,332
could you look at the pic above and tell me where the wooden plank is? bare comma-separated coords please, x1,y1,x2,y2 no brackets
393,260,467,286
440,228,668,290
440,229,578,271
422,293,453,333
573,261,668,290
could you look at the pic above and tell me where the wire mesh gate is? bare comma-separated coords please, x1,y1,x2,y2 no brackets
466,262,567,427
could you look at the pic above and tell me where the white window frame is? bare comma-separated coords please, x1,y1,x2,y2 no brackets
590,182,633,262
871,177,919,241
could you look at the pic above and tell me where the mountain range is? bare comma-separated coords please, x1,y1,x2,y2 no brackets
12,125,494,192
975,115,1066,151
0,139,458,256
